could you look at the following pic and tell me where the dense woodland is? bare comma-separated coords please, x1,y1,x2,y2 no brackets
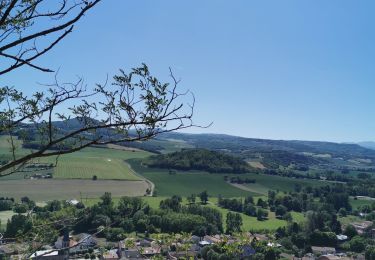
146,149,253,173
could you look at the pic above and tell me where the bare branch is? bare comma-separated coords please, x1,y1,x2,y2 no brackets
0,0,101,74
0,64,201,176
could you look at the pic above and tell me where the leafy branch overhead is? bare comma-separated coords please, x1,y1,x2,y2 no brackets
0,64,199,175
0,0,101,75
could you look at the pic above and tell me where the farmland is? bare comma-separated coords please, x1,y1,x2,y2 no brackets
0,179,149,201
49,147,151,180
0,136,152,180
129,159,255,197
51,156,140,180
241,173,325,194
0,137,154,200
129,159,325,197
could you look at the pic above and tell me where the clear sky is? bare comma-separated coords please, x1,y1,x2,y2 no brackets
3,0,375,143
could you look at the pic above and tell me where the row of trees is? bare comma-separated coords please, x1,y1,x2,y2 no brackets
217,196,270,221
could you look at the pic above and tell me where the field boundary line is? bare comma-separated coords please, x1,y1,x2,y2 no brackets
125,161,154,196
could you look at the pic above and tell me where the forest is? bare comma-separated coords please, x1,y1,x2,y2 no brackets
145,149,253,173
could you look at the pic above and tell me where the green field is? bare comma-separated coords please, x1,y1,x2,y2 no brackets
0,210,15,229
0,136,153,181
43,147,152,180
0,179,149,201
349,197,375,210
242,173,324,194
212,205,304,231
130,159,324,197
84,196,305,232
143,197,305,231
129,159,255,197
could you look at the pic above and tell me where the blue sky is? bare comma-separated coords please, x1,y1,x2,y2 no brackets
3,1,375,142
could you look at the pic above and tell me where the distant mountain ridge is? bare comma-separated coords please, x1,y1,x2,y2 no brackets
5,118,375,167
156,132,375,159
358,141,375,150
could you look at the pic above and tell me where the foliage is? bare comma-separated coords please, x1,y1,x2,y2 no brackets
146,149,252,174
5,214,32,238
344,225,358,239
365,246,375,260
226,212,242,234
0,63,195,176
199,191,209,204
348,236,367,253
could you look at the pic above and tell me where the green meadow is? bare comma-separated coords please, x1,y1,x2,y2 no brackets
129,159,255,197
84,196,305,232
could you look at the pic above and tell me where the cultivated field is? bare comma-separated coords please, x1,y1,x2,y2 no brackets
0,136,153,181
52,157,139,180
129,159,324,197
0,179,149,201
43,147,152,180
129,159,254,197
241,173,324,194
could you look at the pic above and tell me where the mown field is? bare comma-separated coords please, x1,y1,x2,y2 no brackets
241,173,325,194
0,137,154,201
46,147,152,180
0,135,152,180
129,159,325,197
349,197,375,209
0,179,149,201
129,159,255,197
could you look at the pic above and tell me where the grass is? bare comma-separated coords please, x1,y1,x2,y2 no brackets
350,197,375,210
339,215,362,226
0,210,15,229
52,157,138,180
0,179,149,201
214,206,304,231
44,147,152,180
0,136,153,181
83,196,305,232
204,197,305,232
242,173,324,193
129,159,256,197
113,196,305,231
130,159,324,197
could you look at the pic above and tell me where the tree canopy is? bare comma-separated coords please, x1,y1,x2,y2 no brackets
146,148,252,174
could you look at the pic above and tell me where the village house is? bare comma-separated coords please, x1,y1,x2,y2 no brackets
119,248,143,260
253,233,269,241
318,255,351,260
102,249,120,260
311,246,336,256
202,235,222,244
351,221,373,235
30,249,64,260
302,253,315,260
